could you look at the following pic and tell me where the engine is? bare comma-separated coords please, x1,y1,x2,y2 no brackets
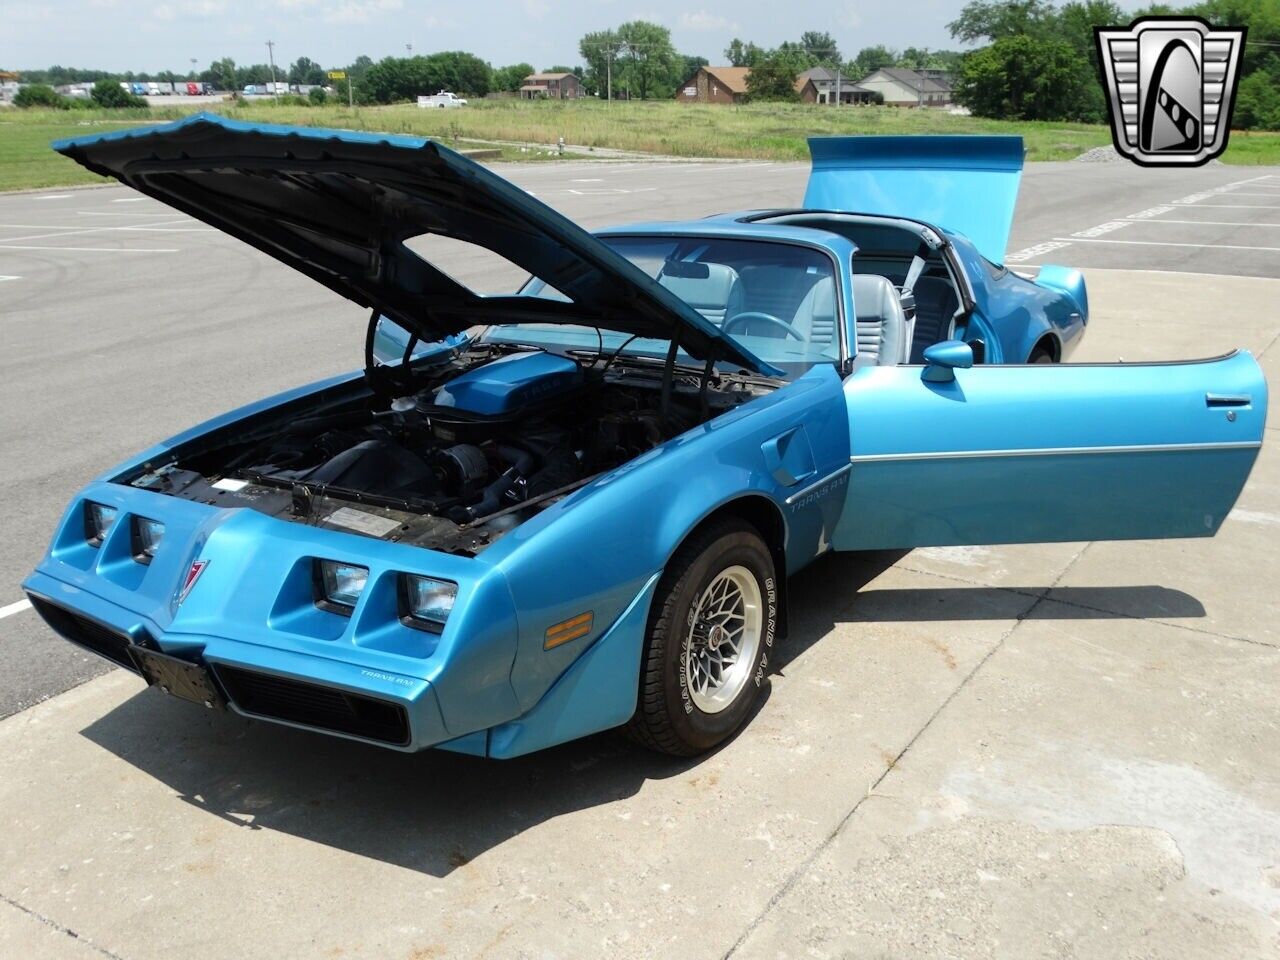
137,346,772,554
234,351,678,526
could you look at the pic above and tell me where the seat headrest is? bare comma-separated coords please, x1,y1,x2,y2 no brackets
658,262,740,310
850,274,905,323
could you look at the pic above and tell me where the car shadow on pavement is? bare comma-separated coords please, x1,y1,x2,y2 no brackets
77,549,1201,877
772,550,1205,672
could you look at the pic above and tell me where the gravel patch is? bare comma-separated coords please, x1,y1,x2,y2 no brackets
1076,144,1222,164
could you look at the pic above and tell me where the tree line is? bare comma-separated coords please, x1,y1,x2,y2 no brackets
716,32,965,101
950,0,1279,130
8,52,572,105
8,3,1277,129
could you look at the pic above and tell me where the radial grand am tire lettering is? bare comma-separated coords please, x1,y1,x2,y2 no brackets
626,518,777,756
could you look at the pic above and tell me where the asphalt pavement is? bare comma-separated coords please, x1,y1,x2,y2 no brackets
0,155,1278,959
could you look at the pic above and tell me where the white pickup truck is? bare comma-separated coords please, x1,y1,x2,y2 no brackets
417,90,468,108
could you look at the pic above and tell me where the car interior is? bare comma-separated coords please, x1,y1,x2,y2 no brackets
653,260,917,368
636,219,967,368
753,212,969,364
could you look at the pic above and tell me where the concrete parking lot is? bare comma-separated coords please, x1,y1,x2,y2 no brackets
0,157,1277,958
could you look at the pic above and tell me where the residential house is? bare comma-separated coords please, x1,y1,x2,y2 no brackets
856,67,952,107
795,67,879,105
674,66,750,104
520,72,583,100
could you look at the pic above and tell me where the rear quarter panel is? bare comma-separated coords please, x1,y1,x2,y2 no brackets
949,234,1086,363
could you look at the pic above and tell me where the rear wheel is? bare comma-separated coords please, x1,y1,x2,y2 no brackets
1029,346,1055,364
626,519,777,756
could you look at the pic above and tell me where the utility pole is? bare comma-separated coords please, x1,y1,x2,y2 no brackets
266,39,279,102
189,57,197,81
406,43,413,55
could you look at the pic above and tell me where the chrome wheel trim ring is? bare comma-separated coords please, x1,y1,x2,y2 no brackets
683,564,763,715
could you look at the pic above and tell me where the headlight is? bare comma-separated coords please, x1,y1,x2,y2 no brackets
400,575,457,633
316,560,369,613
85,502,118,546
131,517,165,563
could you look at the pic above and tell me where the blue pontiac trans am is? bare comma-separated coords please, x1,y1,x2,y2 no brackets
24,114,1267,757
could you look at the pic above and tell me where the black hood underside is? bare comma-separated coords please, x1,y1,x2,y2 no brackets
53,114,770,374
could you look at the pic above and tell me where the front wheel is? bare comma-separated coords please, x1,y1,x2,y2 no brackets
626,519,777,756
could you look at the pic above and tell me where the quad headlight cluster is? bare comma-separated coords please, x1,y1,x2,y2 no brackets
315,559,456,633
84,502,164,563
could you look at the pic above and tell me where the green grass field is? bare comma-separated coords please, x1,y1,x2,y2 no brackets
3,99,1278,193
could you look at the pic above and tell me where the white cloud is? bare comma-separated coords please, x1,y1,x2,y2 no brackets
522,0,549,20
322,0,402,25
679,11,731,31
841,4,863,29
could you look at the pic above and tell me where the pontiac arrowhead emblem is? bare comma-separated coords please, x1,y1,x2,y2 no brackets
178,559,208,604
1095,17,1246,167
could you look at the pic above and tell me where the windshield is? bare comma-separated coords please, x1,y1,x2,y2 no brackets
482,236,842,379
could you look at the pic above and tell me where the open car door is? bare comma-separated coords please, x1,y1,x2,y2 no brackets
832,348,1266,550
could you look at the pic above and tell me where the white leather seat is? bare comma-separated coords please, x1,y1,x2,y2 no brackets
657,262,743,327
790,277,838,351
851,274,912,365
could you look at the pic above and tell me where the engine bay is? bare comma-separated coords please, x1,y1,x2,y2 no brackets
125,347,777,556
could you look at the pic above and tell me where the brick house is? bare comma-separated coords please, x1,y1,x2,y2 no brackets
674,66,750,104
520,72,584,100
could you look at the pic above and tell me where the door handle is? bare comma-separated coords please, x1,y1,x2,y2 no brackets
1205,393,1251,408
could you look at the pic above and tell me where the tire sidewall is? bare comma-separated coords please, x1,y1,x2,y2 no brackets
663,531,776,752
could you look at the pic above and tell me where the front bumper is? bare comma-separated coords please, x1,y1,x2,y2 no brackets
24,479,660,759
26,574,442,751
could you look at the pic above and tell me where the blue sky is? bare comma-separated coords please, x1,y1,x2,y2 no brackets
2,0,1153,73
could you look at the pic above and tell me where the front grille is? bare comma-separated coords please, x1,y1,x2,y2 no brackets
214,665,410,746
28,595,139,671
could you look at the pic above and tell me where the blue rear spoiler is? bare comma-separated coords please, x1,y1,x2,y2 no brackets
803,136,1025,263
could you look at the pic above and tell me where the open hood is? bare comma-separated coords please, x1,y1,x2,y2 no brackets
803,135,1024,263
54,114,773,375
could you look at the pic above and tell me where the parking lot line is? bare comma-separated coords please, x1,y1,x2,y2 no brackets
0,244,179,253
1123,218,1280,227
1004,240,1073,262
76,211,196,218
0,599,31,620
0,220,192,243
1173,203,1280,209
1053,237,1280,252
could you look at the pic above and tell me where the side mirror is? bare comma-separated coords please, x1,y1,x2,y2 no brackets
921,340,974,383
